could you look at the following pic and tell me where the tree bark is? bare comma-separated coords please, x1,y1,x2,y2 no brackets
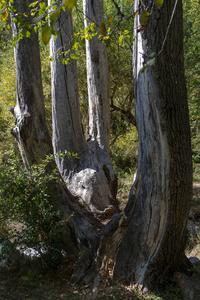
10,0,52,168
50,2,118,212
10,0,193,290
10,2,102,283
97,0,193,289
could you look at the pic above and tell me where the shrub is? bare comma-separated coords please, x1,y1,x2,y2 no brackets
0,150,67,269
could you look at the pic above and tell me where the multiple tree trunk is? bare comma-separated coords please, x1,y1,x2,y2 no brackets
49,0,117,212
10,0,193,291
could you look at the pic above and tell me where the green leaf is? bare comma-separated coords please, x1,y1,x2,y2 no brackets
119,35,123,44
70,53,77,60
100,23,107,36
155,0,164,9
139,10,150,26
42,25,51,45
39,2,46,10
63,0,77,10
50,8,61,34
108,14,113,25
1,10,8,22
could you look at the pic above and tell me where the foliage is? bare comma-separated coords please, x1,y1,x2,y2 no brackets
110,126,138,177
183,0,200,168
0,151,69,269
0,26,16,157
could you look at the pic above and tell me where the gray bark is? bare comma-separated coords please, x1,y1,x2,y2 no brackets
83,0,110,152
10,0,52,168
10,2,102,281
49,2,118,212
94,0,193,289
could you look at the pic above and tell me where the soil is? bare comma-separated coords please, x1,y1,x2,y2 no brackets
0,181,200,300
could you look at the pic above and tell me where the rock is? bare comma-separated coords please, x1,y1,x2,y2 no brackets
0,240,20,267
174,272,200,300
189,257,200,265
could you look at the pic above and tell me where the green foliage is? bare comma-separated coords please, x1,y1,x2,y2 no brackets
183,0,200,172
0,151,69,269
110,126,138,177
140,10,150,26
0,37,16,157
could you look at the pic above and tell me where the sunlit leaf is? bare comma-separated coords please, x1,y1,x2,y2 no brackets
155,0,164,9
39,2,46,10
103,36,109,40
129,0,134,3
70,53,77,60
139,9,150,26
119,35,123,44
1,10,8,22
63,0,77,10
108,14,113,25
100,23,107,36
29,1,39,8
42,25,51,45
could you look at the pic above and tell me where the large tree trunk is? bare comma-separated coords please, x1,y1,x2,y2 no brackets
10,0,193,291
10,0,52,168
49,2,118,212
94,0,193,290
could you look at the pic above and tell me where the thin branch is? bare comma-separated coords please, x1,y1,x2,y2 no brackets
110,102,136,127
111,0,125,18
156,0,179,57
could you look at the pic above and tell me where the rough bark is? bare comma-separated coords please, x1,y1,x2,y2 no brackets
50,2,118,212
94,0,193,290
9,2,102,284
10,0,52,168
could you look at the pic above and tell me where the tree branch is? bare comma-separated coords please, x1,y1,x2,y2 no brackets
111,0,124,18
110,103,136,127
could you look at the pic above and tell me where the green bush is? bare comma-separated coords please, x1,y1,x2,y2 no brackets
110,126,138,177
0,150,67,269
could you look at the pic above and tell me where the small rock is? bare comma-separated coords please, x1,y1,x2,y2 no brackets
189,257,200,265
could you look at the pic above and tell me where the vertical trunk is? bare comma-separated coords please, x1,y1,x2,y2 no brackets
82,0,118,211
50,2,118,212
10,0,52,168
113,0,193,288
83,0,110,153
50,7,86,161
95,0,193,289
10,3,102,279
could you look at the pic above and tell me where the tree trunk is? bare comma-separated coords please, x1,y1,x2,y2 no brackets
10,0,193,290
10,2,102,283
10,0,52,168
95,0,193,289
50,2,118,212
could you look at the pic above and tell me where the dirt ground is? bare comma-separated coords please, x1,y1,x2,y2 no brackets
0,182,200,300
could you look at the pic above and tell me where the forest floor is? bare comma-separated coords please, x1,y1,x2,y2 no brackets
0,180,200,300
